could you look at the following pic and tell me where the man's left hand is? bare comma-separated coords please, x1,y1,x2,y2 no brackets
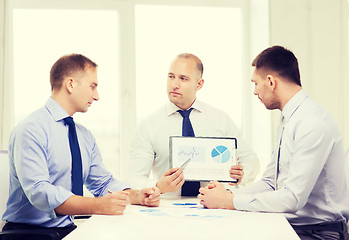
137,187,161,207
197,180,235,210
228,164,244,186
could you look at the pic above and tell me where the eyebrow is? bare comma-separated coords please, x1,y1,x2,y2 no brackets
179,75,189,79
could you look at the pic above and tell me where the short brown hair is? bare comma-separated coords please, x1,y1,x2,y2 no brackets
252,46,301,86
50,54,97,91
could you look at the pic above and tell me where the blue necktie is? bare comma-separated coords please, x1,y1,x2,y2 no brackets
64,117,83,196
177,108,200,196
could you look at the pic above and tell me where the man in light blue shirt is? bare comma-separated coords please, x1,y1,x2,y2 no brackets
198,46,349,239
2,54,160,239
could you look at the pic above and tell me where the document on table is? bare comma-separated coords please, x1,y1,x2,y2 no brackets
169,136,238,182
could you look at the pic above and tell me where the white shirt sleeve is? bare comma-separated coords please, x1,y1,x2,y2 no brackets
127,119,158,189
234,117,335,213
225,116,260,185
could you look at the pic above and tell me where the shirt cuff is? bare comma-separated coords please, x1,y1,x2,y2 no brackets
48,187,74,210
48,187,74,219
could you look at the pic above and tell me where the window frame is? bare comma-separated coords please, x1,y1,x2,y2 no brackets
0,0,253,180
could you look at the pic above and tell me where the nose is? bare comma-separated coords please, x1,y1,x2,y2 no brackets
171,77,180,89
253,87,258,96
93,89,99,101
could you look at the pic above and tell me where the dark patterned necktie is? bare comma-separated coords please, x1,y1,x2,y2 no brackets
177,108,200,196
64,117,83,196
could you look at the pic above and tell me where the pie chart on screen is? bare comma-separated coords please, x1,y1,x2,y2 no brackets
211,145,231,163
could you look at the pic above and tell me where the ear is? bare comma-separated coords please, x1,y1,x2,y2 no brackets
197,78,204,90
266,75,276,91
65,77,76,94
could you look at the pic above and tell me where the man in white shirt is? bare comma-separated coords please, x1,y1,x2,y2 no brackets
198,46,349,239
127,53,259,197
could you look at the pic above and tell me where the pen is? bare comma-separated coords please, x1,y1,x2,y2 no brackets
180,158,191,170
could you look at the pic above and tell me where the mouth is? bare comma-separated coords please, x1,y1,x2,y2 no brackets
170,91,181,96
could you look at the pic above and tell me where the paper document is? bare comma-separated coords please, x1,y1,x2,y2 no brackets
169,136,237,182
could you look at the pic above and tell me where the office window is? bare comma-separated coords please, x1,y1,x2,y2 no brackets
135,5,242,128
13,9,121,177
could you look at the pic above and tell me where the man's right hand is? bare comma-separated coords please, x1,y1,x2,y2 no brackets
156,168,185,193
97,191,129,215
55,191,130,216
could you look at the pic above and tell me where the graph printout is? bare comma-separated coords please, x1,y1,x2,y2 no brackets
169,137,238,182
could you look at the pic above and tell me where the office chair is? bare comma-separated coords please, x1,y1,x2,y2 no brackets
0,150,60,240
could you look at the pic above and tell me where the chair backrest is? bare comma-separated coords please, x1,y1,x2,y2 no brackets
0,150,9,229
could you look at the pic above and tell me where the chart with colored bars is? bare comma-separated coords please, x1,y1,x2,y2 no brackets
211,146,231,163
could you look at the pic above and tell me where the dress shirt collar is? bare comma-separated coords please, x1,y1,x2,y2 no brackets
281,89,308,122
166,99,204,116
45,97,70,122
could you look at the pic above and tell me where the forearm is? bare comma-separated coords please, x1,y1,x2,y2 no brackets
124,189,141,205
231,179,274,195
231,177,293,212
233,185,298,213
55,195,100,215
55,191,129,216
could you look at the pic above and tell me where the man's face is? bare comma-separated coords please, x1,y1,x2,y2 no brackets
251,67,279,110
167,57,203,110
71,67,99,113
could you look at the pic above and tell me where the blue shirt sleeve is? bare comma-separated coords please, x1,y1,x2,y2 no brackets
12,121,73,218
84,137,130,196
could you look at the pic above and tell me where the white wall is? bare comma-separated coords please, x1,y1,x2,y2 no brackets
0,0,348,166
269,0,349,150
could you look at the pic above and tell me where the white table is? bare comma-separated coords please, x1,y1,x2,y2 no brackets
65,197,300,240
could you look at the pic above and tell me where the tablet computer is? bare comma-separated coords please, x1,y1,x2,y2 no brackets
169,136,238,183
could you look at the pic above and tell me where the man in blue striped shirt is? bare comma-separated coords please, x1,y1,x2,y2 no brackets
2,54,160,239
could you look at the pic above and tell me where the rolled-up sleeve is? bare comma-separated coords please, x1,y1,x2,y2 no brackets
13,124,73,218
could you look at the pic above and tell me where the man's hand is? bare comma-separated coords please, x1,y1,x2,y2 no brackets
96,191,129,215
156,167,185,193
138,187,161,207
229,164,244,186
126,187,161,207
197,180,235,210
